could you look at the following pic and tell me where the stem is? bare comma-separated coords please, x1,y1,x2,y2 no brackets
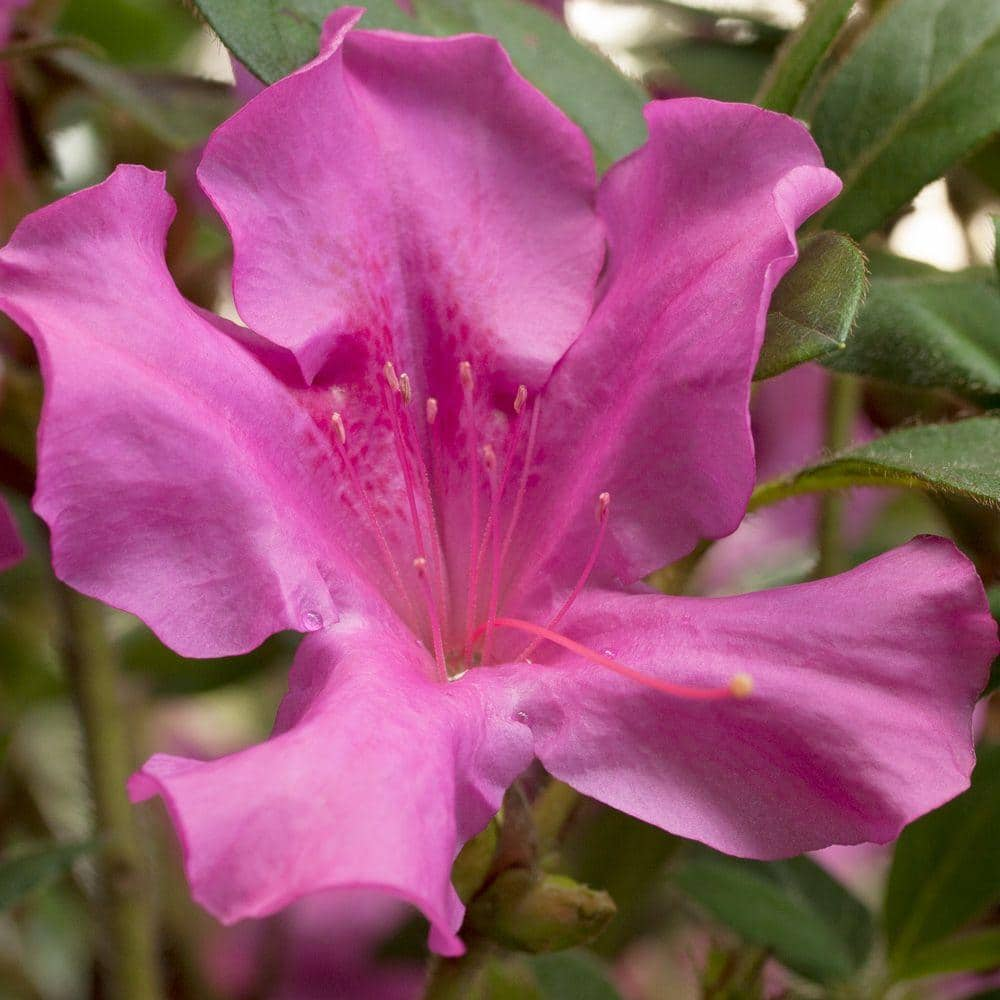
815,373,861,578
423,939,494,1000
57,586,163,1000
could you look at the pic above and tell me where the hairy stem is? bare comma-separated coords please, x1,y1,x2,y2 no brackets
815,373,861,578
57,586,163,1000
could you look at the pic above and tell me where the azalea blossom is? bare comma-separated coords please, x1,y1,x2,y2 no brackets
0,7,995,958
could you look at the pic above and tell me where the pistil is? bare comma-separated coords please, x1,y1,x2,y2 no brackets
492,617,754,701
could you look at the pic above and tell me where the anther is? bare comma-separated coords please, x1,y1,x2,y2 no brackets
482,443,497,472
514,384,528,414
459,360,474,393
426,397,438,425
383,361,400,392
413,556,428,575
399,373,413,406
331,411,347,446
595,491,611,523
729,673,754,699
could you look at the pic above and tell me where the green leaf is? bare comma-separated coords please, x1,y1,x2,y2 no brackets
58,0,198,66
895,927,1000,980
412,0,647,168
656,39,773,103
886,745,1000,973
822,255,1000,404
51,50,237,150
754,232,867,380
0,841,96,910
529,952,623,1000
672,851,873,984
193,0,414,85
756,0,853,114
750,416,1000,511
812,0,1000,239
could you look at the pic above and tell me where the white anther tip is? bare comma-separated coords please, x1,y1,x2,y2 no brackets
459,360,474,392
399,372,413,405
383,361,400,391
729,673,754,699
595,491,611,522
331,412,347,445
413,556,428,575
425,397,438,425
514,384,528,414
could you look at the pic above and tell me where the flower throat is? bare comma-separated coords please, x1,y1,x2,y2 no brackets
330,359,752,703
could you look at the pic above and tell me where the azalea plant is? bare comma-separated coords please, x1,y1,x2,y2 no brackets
1,1,999,998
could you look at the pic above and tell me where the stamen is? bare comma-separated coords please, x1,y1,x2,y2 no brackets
492,617,751,702
499,399,542,569
461,361,482,666
383,361,400,393
519,491,610,662
414,557,447,682
397,385,451,639
425,397,438,425
459,360,474,392
514,384,528,414
382,381,428,565
329,411,416,625
481,444,502,665
331,410,347,446
399,372,413,406
471,387,531,598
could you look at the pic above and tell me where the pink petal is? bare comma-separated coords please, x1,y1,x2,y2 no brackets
199,9,603,387
130,619,533,955
513,100,841,597
0,496,23,571
0,166,393,656
520,537,997,857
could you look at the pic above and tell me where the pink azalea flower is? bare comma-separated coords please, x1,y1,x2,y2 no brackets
0,8,995,956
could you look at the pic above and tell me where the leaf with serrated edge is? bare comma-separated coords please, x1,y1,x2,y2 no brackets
750,416,1000,511
755,232,867,381
824,255,1000,404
